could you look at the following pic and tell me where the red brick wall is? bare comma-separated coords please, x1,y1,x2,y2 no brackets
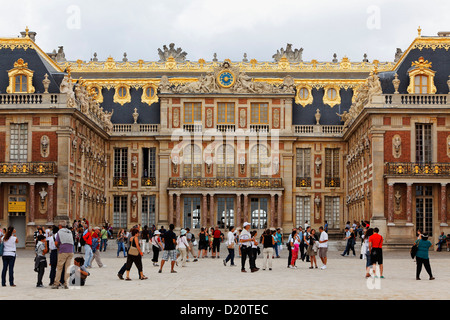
437,131,450,162
384,131,411,162
0,132,5,162
31,131,58,162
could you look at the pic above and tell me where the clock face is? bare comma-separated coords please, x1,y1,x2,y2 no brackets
217,70,235,88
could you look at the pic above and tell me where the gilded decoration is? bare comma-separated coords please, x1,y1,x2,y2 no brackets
295,84,313,107
407,56,437,94
6,58,35,93
141,84,158,105
322,85,341,108
113,84,131,105
87,84,103,103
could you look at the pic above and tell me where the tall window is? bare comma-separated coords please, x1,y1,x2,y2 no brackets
296,196,311,228
184,102,202,124
183,144,202,178
250,103,268,124
14,75,27,93
325,148,339,177
113,196,127,228
217,103,235,124
216,144,234,178
415,185,433,236
325,196,340,229
415,124,432,163
10,123,28,162
250,198,268,229
142,147,156,178
414,75,429,94
114,148,128,178
183,197,201,229
296,148,311,178
217,197,234,229
142,195,156,227
250,144,270,177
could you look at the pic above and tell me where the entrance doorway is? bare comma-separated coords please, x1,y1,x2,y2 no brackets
217,197,234,229
183,197,201,229
8,215,26,248
415,185,433,236
250,197,268,229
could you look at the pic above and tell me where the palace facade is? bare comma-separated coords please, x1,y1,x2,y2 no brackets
0,28,449,248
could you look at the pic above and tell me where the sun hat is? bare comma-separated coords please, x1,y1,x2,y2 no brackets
181,229,187,235
243,222,251,228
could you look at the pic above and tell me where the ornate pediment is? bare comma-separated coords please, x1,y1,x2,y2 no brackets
158,61,295,95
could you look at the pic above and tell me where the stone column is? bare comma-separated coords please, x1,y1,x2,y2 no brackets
277,193,283,228
29,183,35,223
406,183,413,226
387,182,395,225
236,194,241,228
168,192,174,226
209,194,215,226
47,182,54,223
441,183,448,226
175,192,181,228
370,130,387,235
243,193,249,223
202,193,208,228
270,193,275,228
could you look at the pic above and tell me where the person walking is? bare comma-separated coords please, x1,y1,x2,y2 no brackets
1,226,18,287
198,227,209,258
261,229,275,270
250,230,259,271
141,225,150,254
100,226,109,252
92,227,106,268
176,229,190,267
341,227,356,256
158,224,178,273
415,234,435,280
52,223,75,289
48,225,59,286
82,227,94,268
318,226,328,270
34,234,48,288
240,222,257,272
185,228,198,262
286,228,296,268
306,229,319,269
275,228,282,258
124,228,147,280
289,229,300,269
151,230,163,266
223,226,236,266
212,226,222,259
369,227,384,278
116,228,127,258
362,228,373,278
303,226,311,262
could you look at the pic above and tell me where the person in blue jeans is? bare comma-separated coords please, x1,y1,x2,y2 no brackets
2,227,18,287
83,228,94,268
116,228,127,258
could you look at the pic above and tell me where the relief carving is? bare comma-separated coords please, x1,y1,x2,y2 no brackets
392,135,401,159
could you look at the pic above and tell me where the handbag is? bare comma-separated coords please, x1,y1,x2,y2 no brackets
0,241,3,256
410,240,419,259
128,237,140,256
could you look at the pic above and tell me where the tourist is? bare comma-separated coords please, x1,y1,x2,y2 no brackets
261,229,275,270
306,229,319,269
48,225,59,286
275,228,282,258
141,225,150,254
289,229,300,269
223,226,236,267
415,234,435,280
159,224,177,273
362,228,373,278
82,227,94,268
151,230,163,266
2,227,18,287
318,226,328,270
240,222,257,272
100,225,109,252
341,227,356,256
125,228,147,280
212,226,223,259
369,227,384,278
436,232,446,252
185,228,198,262
52,223,75,289
250,230,259,272
159,225,166,235
286,228,296,268
176,229,190,267
92,227,106,268
297,226,304,261
34,234,48,288
74,225,83,254
324,220,328,233
198,227,209,258
302,226,311,262
116,228,127,258
69,257,90,287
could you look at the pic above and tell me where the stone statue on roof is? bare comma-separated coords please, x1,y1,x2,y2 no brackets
158,43,187,62
273,43,303,62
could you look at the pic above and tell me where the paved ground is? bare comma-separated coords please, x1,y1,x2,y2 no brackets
1,242,449,301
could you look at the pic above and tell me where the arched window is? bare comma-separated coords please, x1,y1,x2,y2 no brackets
183,144,202,178
414,75,429,94
216,144,235,177
250,144,270,177
14,75,28,93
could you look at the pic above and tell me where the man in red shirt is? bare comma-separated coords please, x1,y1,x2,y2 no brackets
369,227,384,278
212,226,223,259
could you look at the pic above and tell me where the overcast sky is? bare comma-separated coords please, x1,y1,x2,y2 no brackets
1,0,449,63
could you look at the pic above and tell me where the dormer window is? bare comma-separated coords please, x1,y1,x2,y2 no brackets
407,57,436,94
323,85,341,108
6,59,35,94
113,84,131,105
141,84,158,105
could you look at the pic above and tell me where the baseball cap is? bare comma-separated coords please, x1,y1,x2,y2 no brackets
243,222,251,228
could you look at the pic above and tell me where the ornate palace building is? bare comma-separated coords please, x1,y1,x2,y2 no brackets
0,28,449,248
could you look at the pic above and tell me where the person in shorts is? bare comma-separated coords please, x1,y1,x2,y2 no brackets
158,224,177,273
318,226,328,270
369,227,384,278
212,226,222,258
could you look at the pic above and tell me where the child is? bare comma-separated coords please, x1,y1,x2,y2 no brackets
34,234,48,288
70,257,90,287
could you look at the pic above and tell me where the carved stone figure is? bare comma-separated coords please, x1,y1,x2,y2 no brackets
315,109,321,125
367,72,383,102
133,108,139,124
103,110,114,133
206,108,213,128
131,156,138,174
56,46,66,62
173,108,180,128
157,43,187,62
273,109,280,128
42,73,50,93
239,108,246,128
394,48,403,62
315,157,322,175
393,135,401,158
394,190,401,211
41,135,49,158
39,187,47,210
60,74,76,107
392,73,400,94
159,75,171,93
273,43,303,62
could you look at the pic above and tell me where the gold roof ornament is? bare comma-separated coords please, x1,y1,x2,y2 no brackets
25,26,29,37
411,56,433,70
418,26,422,37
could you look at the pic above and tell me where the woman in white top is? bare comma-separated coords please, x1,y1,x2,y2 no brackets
2,226,18,287
223,226,236,266
176,229,190,267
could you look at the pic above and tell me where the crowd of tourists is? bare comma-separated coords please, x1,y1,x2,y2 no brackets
0,217,443,288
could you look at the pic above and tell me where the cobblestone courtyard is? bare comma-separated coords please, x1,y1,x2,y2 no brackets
1,242,449,301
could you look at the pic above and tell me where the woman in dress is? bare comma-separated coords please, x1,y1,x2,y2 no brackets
2,226,18,287
198,228,208,258
151,230,163,266
307,229,319,269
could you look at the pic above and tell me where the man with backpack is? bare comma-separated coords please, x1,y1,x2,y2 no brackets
83,227,94,268
185,228,198,262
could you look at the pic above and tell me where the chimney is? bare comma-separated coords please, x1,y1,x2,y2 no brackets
437,31,450,37
20,27,37,42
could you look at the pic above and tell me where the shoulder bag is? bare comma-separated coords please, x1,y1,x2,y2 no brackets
128,237,140,256
410,240,419,259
